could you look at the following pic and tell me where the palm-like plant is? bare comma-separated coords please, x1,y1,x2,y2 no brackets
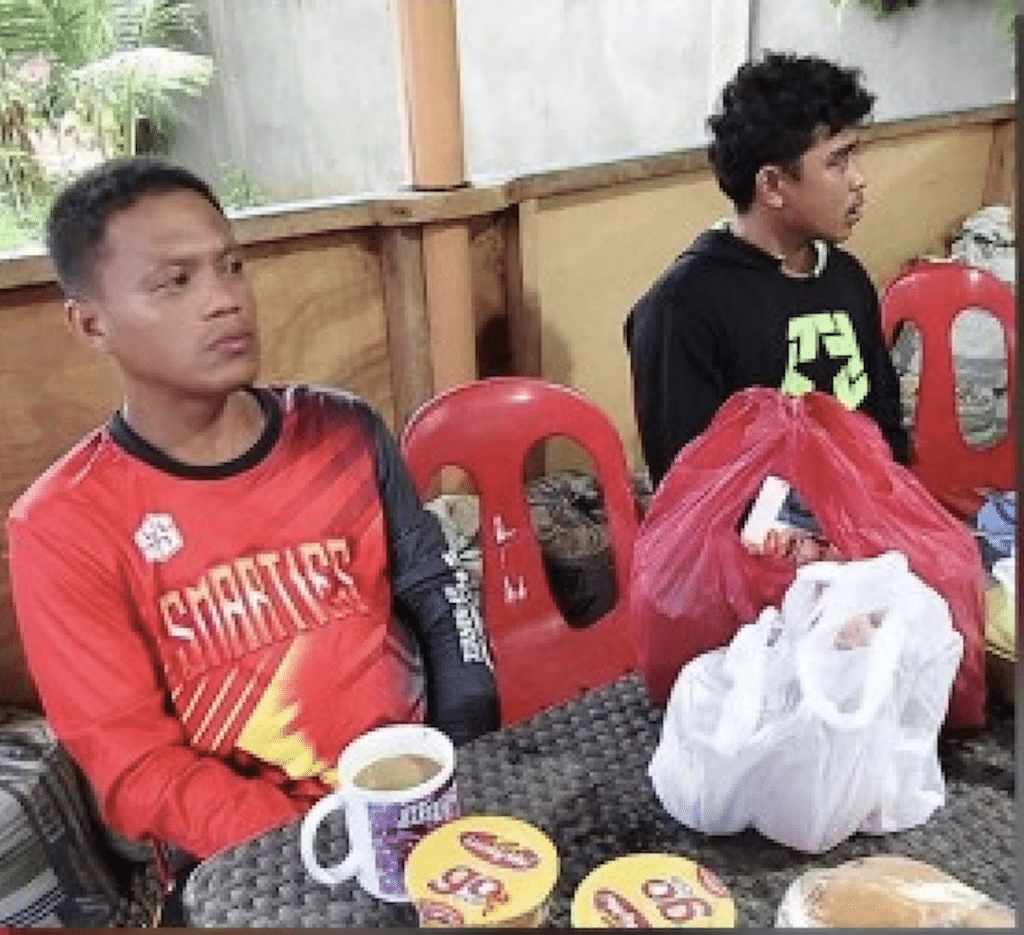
1,49,44,211
87,0,209,154
829,0,1017,30
70,43,211,157
0,0,112,68
0,0,211,166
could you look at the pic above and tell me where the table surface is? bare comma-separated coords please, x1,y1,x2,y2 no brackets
182,674,1015,928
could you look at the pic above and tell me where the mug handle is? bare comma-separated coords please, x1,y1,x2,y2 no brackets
299,791,360,886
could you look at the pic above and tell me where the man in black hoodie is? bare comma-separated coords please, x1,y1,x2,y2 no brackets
624,52,910,489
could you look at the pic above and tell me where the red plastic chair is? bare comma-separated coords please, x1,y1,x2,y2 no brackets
880,259,1015,520
400,377,640,725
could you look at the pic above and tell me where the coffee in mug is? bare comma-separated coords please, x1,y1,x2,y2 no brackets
353,753,443,792
299,723,459,902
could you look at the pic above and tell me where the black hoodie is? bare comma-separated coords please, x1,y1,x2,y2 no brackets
624,225,910,487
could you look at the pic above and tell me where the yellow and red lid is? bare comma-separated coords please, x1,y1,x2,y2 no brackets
404,815,558,927
571,853,736,928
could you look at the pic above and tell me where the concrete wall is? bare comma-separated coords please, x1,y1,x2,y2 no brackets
458,0,1015,179
175,0,407,200
753,1,1016,121
175,0,1014,201
456,0,725,182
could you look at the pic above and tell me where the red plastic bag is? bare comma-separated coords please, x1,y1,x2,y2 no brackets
629,388,987,730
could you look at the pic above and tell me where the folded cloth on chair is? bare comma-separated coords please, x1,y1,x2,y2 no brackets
0,710,121,926
975,491,1015,571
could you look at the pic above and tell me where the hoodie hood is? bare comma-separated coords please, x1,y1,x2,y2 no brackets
686,222,829,278
624,224,828,345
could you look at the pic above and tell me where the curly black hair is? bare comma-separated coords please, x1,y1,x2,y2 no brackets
707,51,875,212
47,156,224,299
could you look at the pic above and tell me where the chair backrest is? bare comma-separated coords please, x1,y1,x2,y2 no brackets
400,377,639,725
880,259,1015,520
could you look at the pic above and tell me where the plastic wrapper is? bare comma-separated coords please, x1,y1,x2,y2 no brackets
630,388,987,730
775,855,1015,927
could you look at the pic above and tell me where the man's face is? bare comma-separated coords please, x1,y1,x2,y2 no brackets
777,127,866,245
77,189,259,399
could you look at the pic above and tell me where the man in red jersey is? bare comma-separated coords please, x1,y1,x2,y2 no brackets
7,157,498,921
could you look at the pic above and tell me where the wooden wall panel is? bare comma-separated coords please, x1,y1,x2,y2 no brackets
527,121,1010,474
469,213,512,381
981,118,1016,215
381,226,432,428
846,124,994,285
0,284,121,708
530,172,730,471
249,230,395,427
379,213,508,431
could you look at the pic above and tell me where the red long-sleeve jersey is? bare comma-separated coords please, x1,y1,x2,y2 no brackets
7,385,497,859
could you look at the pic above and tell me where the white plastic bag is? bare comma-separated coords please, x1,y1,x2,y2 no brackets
949,205,1015,287
648,552,963,853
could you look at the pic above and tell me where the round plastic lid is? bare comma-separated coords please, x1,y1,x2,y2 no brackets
571,853,736,928
774,855,1015,928
404,815,558,927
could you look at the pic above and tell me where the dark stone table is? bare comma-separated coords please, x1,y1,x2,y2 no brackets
183,674,1015,928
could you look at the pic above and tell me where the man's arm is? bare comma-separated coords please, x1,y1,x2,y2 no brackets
625,279,728,487
365,411,500,745
867,341,912,465
858,280,912,466
7,518,307,860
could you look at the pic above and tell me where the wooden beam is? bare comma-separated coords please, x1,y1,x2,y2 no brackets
981,118,1016,212
0,104,1014,293
508,199,543,379
379,226,433,429
0,253,53,291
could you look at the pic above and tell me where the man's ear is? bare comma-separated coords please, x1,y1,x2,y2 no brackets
754,165,787,209
65,297,107,348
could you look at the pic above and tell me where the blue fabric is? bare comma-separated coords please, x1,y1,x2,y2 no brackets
975,492,1016,571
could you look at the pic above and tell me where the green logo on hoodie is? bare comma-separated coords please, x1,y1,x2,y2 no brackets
781,312,868,408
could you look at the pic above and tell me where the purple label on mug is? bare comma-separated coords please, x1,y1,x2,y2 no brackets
367,775,460,897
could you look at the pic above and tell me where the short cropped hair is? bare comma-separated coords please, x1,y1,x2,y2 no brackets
46,156,225,298
707,51,875,212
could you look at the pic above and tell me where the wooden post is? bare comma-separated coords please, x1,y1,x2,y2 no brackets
379,226,433,428
505,199,543,380
393,0,477,407
394,0,466,190
981,118,1016,213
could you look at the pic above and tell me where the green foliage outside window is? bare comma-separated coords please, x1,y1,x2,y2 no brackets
0,0,214,249
831,0,921,13
829,0,1016,27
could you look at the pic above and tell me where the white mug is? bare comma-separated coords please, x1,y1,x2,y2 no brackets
299,723,459,902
